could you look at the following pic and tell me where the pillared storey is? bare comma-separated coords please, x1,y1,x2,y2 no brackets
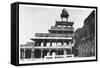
20,8,75,60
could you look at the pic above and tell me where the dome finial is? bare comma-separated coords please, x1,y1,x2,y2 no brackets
60,8,69,21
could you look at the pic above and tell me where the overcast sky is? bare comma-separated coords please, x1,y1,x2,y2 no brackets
19,4,94,44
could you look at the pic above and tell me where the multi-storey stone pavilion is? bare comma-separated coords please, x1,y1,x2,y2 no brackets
20,9,75,59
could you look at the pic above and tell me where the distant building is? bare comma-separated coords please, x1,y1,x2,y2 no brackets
74,10,95,57
20,42,34,59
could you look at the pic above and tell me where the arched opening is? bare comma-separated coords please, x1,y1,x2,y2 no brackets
25,49,32,59
34,49,41,58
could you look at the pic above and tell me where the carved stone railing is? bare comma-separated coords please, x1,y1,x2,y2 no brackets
35,33,73,37
51,26,74,30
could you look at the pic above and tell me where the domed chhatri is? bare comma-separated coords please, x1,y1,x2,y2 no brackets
60,8,69,21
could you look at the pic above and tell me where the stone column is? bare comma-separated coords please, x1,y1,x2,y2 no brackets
41,49,43,58
51,41,53,47
20,49,24,59
70,46,72,54
47,49,51,56
41,41,44,47
31,48,34,59
43,40,44,47
62,40,64,46
56,49,58,55
50,40,51,47
64,49,67,55
69,42,71,46
23,48,25,59
49,49,51,56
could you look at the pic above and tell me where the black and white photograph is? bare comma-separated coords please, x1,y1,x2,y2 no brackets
11,2,97,65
